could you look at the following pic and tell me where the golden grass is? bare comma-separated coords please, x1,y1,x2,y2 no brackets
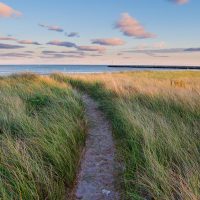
54,71,200,200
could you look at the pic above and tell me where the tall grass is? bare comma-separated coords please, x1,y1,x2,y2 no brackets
0,73,86,199
52,71,200,200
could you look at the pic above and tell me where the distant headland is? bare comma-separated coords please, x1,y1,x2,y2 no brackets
108,65,200,70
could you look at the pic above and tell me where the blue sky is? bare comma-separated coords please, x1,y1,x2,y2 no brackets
0,0,200,65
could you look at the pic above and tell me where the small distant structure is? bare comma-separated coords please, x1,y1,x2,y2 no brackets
170,80,186,88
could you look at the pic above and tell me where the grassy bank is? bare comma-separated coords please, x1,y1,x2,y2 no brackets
52,71,200,200
0,73,86,199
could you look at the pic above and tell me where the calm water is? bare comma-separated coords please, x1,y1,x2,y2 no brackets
0,65,195,76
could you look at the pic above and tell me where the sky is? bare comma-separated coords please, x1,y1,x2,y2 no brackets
0,0,200,65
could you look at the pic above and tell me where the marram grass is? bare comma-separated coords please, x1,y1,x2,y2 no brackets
52,71,200,200
0,71,199,200
0,73,86,199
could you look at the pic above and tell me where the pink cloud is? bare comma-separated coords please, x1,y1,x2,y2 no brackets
39,24,64,32
18,40,41,45
170,0,189,4
0,3,21,18
47,26,64,32
115,13,156,39
77,46,106,52
92,38,125,46
0,43,24,49
0,36,17,41
0,37,41,45
47,40,76,47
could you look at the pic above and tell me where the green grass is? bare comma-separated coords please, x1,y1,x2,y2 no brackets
1,71,199,199
0,73,86,199
52,72,200,200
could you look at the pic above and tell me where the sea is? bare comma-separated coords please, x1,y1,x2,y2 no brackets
0,65,198,76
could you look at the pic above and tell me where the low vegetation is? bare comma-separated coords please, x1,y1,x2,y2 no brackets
0,71,199,200
0,73,86,199
52,71,200,200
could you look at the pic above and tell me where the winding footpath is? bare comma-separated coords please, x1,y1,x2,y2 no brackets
74,94,120,200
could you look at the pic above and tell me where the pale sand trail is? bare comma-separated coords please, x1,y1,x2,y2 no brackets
74,94,121,200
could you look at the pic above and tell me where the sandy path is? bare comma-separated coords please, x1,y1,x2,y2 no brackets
74,94,120,200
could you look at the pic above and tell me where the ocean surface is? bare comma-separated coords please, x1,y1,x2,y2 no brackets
0,65,196,76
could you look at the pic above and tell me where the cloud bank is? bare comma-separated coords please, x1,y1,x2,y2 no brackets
39,24,64,32
0,53,32,58
77,46,106,52
18,40,41,45
47,40,76,47
125,47,200,54
0,36,17,41
135,42,167,50
0,36,41,46
40,50,84,59
115,13,156,39
184,48,200,52
46,40,105,53
0,3,21,18
0,43,24,49
42,50,84,56
92,38,125,46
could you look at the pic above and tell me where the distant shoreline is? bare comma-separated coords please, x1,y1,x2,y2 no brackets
108,65,200,70
1,65,200,76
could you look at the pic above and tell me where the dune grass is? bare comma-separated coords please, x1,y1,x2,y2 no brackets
0,73,86,199
52,71,200,200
